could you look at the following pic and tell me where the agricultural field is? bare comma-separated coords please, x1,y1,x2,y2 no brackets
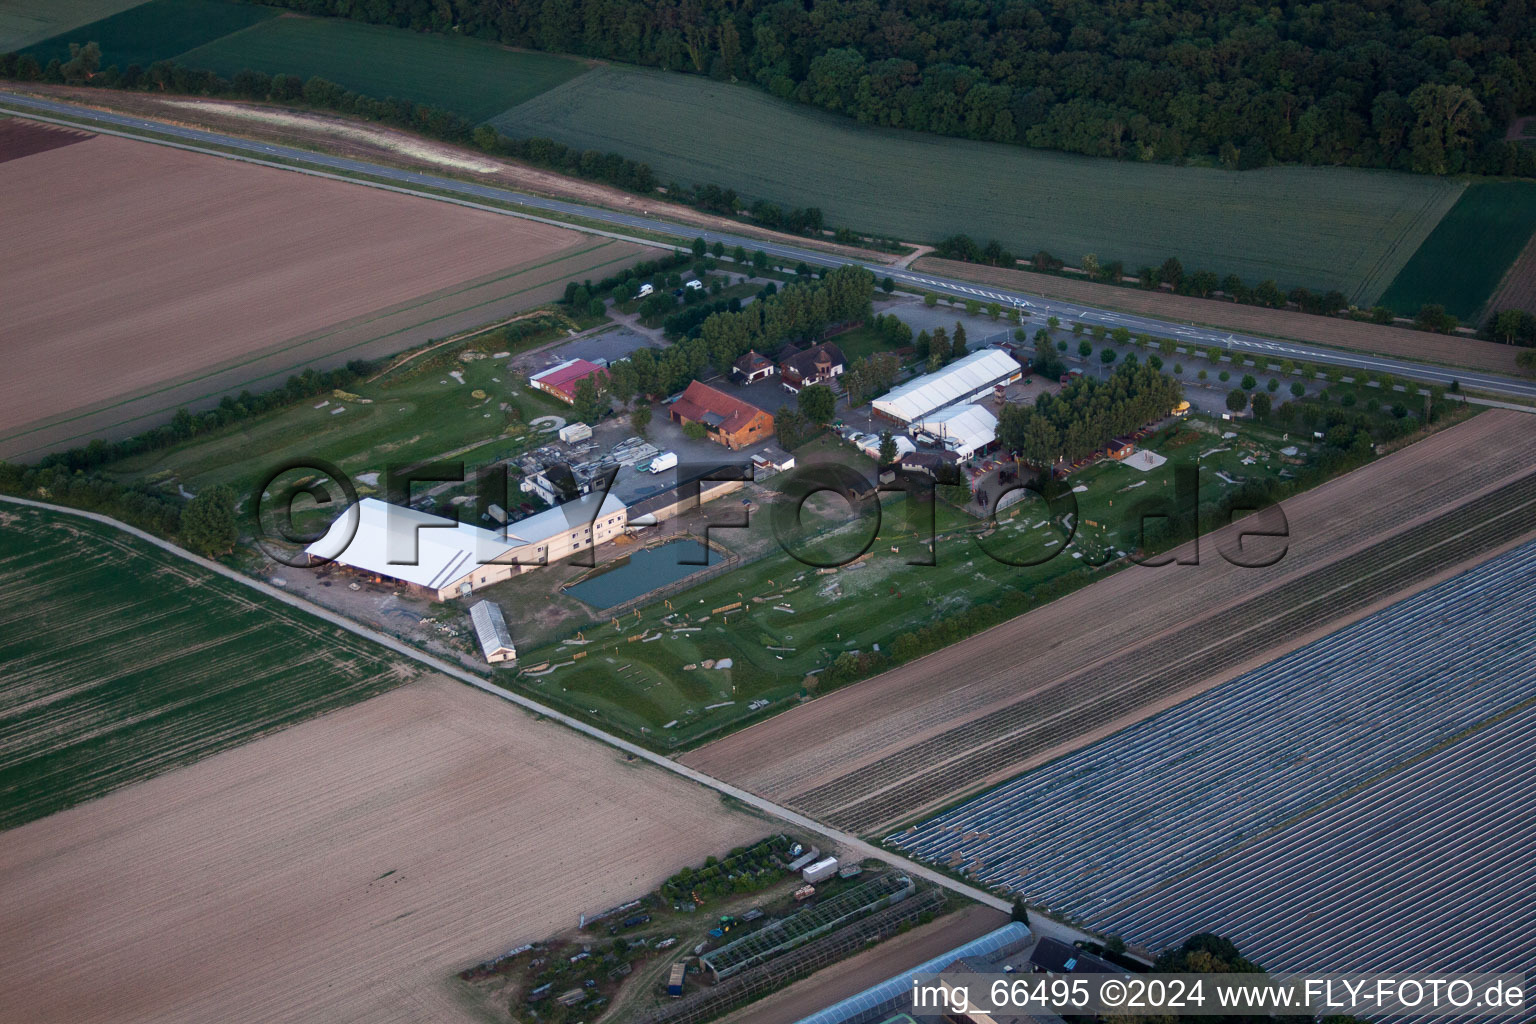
1485,226,1536,317
176,15,590,122
502,414,1339,749
1111,701,1536,975
682,410,1536,833
492,66,1462,303
0,126,650,459
0,672,765,1023
21,0,276,68
1377,181,1536,321
0,0,144,53
0,502,415,831
890,538,1536,977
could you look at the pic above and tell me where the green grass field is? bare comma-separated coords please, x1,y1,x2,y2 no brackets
0,0,146,53
177,15,589,122
22,0,276,68
102,313,581,499
492,66,1462,304
0,503,414,831
503,415,1306,747
1376,181,1536,321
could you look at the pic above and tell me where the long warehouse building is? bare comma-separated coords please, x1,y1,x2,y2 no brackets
871,349,1023,425
306,494,626,600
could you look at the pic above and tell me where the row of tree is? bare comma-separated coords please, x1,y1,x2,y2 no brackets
601,265,875,403
997,364,1185,468
248,0,1536,175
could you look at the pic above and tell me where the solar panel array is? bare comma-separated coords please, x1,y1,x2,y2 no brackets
888,538,1536,971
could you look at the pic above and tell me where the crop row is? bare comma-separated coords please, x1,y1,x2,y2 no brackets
888,537,1536,923
808,469,1536,832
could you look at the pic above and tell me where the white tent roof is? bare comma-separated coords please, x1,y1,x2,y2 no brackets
872,349,1022,423
911,403,998,456
306,493,624,591
855,433,916,458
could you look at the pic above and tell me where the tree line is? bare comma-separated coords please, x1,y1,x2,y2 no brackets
602,264,876,402
998,363,1184,468
246,0,1536,175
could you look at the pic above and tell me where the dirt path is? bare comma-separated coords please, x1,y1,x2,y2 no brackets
13,84,899,266
914,256,1522,373
682,410,1536,829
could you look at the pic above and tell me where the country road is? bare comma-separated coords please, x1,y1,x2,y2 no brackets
5,89,1536,403
0,492,1098,953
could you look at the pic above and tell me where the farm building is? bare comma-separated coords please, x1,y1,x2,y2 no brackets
872,349,1023,425
669,381,773,449
626,477,745,526
1106,436,1136,460
910,403,998,460
731,349,776,384
779,341,846,393
306,494,627,600
468,600,517,663
854,433,916,460
896,450,961,477
529,358,607,404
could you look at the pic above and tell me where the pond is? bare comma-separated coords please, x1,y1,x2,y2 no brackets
564,538,722,608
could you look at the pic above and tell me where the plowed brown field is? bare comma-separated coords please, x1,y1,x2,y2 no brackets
0,127,652,458
684,410,1536,833
1485,228,1536,317
0,675,763,1024
915,257,1521,374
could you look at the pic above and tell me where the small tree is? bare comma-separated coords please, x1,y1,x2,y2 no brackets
682,420,708,440
882,276,896,294
711,241,724,257
1011,899,1030,925
1197,368,1207,380
732,245,747,263
752,249,769,271
1078,340,1092,358
924,292,939,307
691,237,707,257
1047,316,1060,329
1100,348,1117,364
1240,374,1256,390
1251,392,1271,419
572,376,606,424
1267,377,1280,393
952,322,968,357
1218,370,1230,382
182,485,239,557
631,403,652,436
878,431,898,465
1226,389,1248,412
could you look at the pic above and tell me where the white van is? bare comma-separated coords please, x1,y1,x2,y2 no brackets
684,279,704,291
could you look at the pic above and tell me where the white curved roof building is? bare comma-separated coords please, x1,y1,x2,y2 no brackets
871,349,1022,424
911,402,998,459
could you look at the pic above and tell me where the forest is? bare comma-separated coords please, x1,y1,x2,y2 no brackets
254,0,1536,175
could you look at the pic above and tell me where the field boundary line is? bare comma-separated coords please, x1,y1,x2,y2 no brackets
0,103,692,255
0,495,1067,932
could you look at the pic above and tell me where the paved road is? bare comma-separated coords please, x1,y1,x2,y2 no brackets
6,90,1536,403
0,493,1100,953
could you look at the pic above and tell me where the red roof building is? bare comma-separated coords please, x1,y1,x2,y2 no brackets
528,358,607,404
669,381,773,449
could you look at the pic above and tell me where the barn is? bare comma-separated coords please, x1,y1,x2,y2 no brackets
871,349,1022,425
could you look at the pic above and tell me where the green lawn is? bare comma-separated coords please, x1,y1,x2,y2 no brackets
1376,181,1536,321
0,504,414,831
176,15,589,122
507,415,1310,747
0,0,147,53
23,0,276,68
491,65,1462,304
103,315,579,498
